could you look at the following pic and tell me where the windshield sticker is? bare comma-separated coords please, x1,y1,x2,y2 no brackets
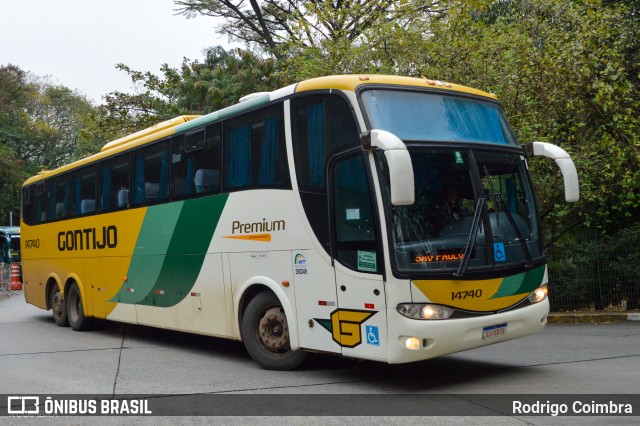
346,209,360,220
494,242,506,262
454,151,464,164
357,251,377,272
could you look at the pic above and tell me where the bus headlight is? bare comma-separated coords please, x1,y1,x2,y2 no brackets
527,283,548,304
397,303,454,320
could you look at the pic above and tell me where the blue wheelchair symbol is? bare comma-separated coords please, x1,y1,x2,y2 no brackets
365,326,380,346
494,242,506,262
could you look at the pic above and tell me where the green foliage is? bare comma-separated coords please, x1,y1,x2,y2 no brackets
5,0,638,246
459,0,640,237
104,0,639,246
94,47,287,140
0,144,26,225
284,0,639,239
0,65,95,224
174,1,441,55
548,224,640,310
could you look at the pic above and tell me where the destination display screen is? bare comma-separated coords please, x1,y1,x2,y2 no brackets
410,249,469,264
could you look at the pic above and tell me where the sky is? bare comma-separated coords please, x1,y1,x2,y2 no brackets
0,0,229,103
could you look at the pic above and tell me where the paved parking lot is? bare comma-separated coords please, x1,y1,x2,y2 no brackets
1,292,638,424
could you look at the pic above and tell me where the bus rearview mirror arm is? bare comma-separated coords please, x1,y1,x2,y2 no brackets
521,142,580,202
361,130,415,206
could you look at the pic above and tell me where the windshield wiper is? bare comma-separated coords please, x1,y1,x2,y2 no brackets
454,197,486,278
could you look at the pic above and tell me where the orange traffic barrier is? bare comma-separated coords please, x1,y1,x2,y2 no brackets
9,262,21,290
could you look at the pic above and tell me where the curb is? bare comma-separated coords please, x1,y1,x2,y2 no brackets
548,312,640,324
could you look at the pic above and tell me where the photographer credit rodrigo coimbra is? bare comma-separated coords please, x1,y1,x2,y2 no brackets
513,399,633,416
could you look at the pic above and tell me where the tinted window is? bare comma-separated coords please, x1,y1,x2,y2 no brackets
99,154,130,212
132,141,170,207
223,105,289,191
291,94,360,252
46,177,69,220
172,124,221,200
331,153,379,273
361,90,517,146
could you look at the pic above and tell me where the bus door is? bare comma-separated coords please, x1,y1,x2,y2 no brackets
330,153,387,361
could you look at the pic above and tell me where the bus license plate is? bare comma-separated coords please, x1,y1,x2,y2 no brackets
482,323,507,339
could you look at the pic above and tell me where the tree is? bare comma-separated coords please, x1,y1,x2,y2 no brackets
174,0,443,56
0,144,26,225
0,65,97,224
319,0,639,240
95,47,287,138
105,0,639,244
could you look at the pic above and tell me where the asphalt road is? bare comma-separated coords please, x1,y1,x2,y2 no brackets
1,292,638,424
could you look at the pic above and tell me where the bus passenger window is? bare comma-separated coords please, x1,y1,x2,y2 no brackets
78,169,96,215
172,124,221,200
21,186,32,225
223,105,289,191
99,154,130,212
291,94,360,254
132,141,170,206
46,178,68,220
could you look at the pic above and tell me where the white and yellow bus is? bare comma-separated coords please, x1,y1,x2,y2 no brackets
21,75,579,370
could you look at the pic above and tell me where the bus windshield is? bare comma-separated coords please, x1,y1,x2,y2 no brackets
361,89,518,146
379,147,543,275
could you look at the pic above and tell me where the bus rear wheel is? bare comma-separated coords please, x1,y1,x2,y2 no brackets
241,291,306,370
66,282,94,331
50,285,68,327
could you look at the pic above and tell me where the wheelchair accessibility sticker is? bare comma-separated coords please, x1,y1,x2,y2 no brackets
494,242,506,262
366,325,380,346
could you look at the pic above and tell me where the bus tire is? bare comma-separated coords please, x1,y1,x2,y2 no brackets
66,282,94,331
241,291,306,370
50,285,69,327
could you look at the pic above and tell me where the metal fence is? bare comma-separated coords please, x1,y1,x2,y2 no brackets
546,227,640,312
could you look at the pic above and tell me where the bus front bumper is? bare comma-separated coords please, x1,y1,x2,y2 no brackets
386,299,549,364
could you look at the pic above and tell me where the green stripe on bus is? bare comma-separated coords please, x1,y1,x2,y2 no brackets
110,202,184,304
136,194,229,307
109,194,229,306
489,265,545,299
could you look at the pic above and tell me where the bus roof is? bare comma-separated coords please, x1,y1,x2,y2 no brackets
22,75,497,186
294,75,497,99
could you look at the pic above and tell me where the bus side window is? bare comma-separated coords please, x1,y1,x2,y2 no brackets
99,154,130,212
291,94,360,253
132,141,170,207
172,124,221,200
21,186,32,225
223,105,289,191
34,183,45,224
78,168,96,215
292,95,360,191
46,177,68,220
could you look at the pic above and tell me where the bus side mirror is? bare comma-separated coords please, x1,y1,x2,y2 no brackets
361,129,415,206
522,142,580,202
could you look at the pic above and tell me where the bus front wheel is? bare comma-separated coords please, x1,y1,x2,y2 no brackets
50,285,69,327
66,282,94,331
241,291,306,370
